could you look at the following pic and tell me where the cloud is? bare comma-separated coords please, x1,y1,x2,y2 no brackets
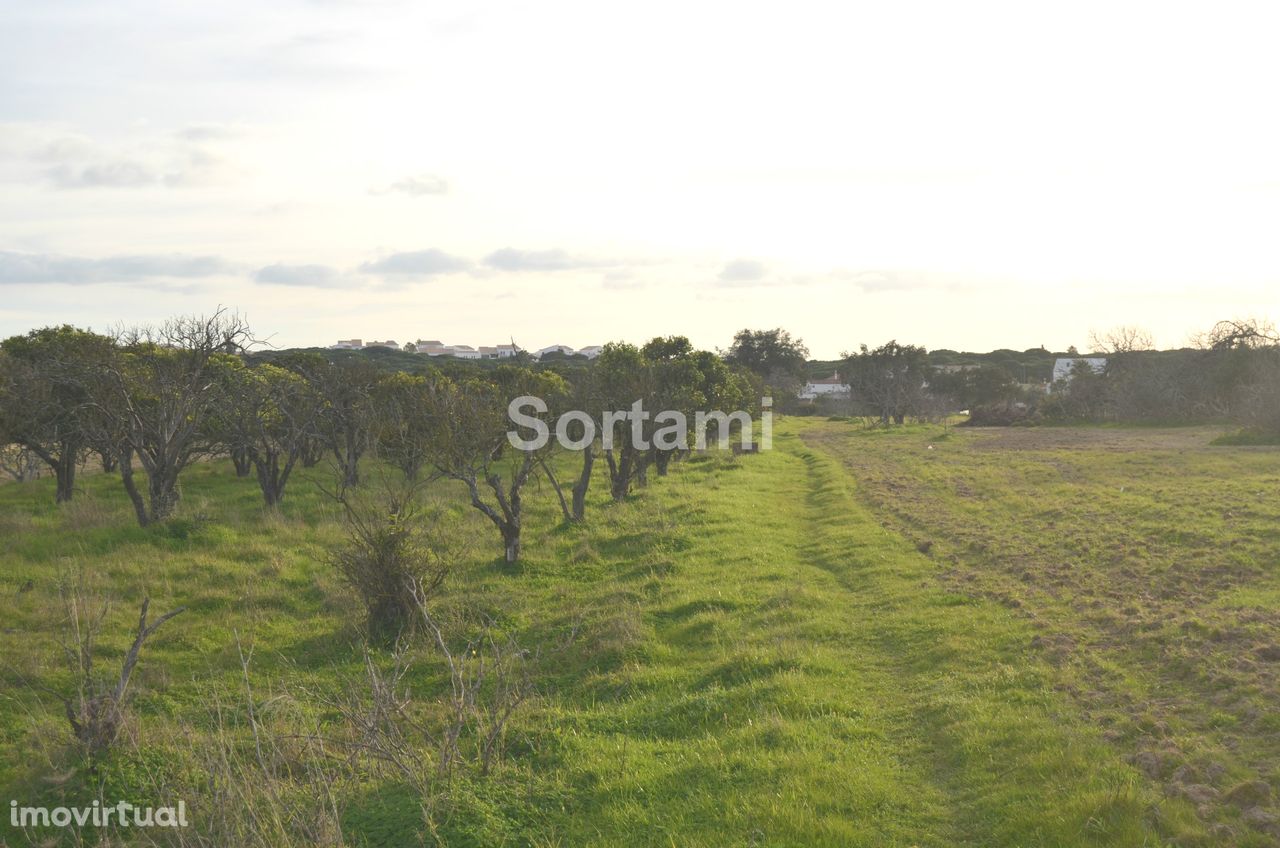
716,259,768,284
359,249,471,276
0,250,236,285
44,147,235,189
601,269,645,290
843,270,901,292
709,261,941,291
483,247,608,272
175,123,241,143
45,159,157,189
828,268,969,293
3,123,239,189
373,173,449,197
254,263,344,287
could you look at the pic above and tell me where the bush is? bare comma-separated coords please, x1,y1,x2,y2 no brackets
963,401,1040,427
1211,429,1280,446
329,483,452,641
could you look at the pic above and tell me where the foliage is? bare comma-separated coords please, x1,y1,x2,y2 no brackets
329,480,452,640
842,340,931,424
723,327,809,400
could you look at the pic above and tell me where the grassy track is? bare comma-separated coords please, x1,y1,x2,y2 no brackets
803,420,1280,846
0,420,1239,845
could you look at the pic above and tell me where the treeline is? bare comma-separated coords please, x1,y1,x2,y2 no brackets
824,320,1280,435
0,313,792,563
1042,320,1280,431
810,345,1065,385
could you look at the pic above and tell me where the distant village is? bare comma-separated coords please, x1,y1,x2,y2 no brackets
330,339,604,360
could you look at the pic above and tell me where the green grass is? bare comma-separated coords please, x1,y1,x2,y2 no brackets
1211,429,1280,446
6,420,1267,845
804,420,1280,846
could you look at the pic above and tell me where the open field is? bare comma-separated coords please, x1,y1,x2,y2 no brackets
1,420,1277,845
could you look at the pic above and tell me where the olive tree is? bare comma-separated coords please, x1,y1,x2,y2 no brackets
594,343,656,500
304,357,382,488
373,371,438,481
88,311,252,526
425,367,565,563
843,340,931,425
723,328,809,402
641,337,704,476
0,327,114,502
216,363,321,506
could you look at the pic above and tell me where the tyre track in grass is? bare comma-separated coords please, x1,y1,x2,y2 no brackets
772,422,1193,846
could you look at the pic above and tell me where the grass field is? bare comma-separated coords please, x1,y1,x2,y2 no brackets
1,419,1277,846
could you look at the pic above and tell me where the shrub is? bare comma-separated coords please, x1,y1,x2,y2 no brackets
329,481,452,641
51,574,186,757
963,401,1040,427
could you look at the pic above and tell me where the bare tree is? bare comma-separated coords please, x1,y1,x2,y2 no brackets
47,576,185,756
1194,318,1280,351
0,444,42,482
332,580,535,800
1089,325,1155,354
87,310,253,525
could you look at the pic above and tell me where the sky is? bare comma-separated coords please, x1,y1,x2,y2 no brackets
2,0,1279,359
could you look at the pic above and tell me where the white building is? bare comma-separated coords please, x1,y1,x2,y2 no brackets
331,338,363,350
534,344,578,359
363,340,399,349
413,339,447,355
414,340,521,358
577,345,603,359
799,373,851,400
1051,357,1107,388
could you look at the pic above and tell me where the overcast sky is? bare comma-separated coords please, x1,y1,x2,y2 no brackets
2,1,1278,358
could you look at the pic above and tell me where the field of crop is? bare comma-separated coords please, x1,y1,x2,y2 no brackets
1,419,1277,846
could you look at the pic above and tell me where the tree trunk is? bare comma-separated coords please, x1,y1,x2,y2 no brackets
606,448,632,501
231,446,252,477
539,457,572,523
255,450,281,507
635,451,651,487
27,441,78,503
119,449,150,528
502,527,521,564
300,438,322,468
55,449,77,503
147,470,181,522
253,449,297,507
99,449,119,474
336,432,362,487
571,447,594,521
654,449,672,476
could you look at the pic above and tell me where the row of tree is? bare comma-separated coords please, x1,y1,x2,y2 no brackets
831,320,1280,431
1047,320,1280,429
0,313,773,563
